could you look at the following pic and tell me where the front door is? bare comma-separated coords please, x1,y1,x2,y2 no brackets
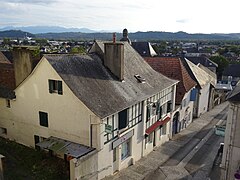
113,148,118,173
172,112,179,135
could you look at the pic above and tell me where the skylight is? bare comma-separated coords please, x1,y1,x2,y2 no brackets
134,74,146,83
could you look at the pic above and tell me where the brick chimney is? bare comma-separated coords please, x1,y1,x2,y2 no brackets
13,46,40,86
104,40,124,81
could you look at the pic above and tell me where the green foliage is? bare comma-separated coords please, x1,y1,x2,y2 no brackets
152,42,167,55
3,38,10,45
70,46,86,54
0,137,69,180
210,55,229,77
35,38,48,46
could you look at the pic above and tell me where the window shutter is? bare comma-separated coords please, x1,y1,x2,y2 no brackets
190,88,197,101
48,80,54,93
58,81,63,95
159,106,162,119
167,101,172,113
118,109,128,130
146,106,151,122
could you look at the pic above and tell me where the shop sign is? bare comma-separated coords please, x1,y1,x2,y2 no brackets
105,124,112,134
112,130,134,149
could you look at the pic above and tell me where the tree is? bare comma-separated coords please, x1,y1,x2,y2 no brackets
210,55,229,78
70,46,86,54
3,38,10,45
35,38,48,46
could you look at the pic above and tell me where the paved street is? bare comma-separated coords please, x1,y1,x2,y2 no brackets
146,107,227,180
103,102,229,180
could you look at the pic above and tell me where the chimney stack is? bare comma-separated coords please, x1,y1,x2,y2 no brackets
13,46,40,86
104,42,124,81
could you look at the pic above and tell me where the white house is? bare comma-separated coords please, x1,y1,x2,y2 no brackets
183,58,212,118
145,57,196,135
0,42,177,179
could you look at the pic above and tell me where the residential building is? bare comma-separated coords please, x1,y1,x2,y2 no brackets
198,64,217,110
0,52,16,137
144,57,196,135
221,83,240,180
186,56,218,73
0,41,177,179
222,64,240,87
182,58,212,117
131,42,157,57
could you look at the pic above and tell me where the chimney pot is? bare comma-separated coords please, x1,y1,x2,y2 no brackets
113,33,116,43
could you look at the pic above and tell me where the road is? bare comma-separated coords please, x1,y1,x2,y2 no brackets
145,108,227,180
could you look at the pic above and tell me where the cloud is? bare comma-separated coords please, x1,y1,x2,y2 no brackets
0,0,57,4
176,19,189,23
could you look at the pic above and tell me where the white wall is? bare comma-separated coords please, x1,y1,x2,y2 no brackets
0,58,98,148
198,83,210,117
222,102,240,180
179,90,194,126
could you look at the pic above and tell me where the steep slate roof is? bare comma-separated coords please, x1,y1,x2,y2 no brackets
0,53,16,90
1,51,13,63
0,51,10,64
145,57,196,104
186,56,218,68
45,42,177,118
198,64,217,87
227,83,240,102
131,42,157,57
184,58,211,88
222,64,240,77
0,85,16,99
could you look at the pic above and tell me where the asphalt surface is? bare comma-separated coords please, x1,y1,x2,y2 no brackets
103,102,229,180
145,107,228,180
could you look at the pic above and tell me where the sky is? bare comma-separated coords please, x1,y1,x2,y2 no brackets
0,0,239,34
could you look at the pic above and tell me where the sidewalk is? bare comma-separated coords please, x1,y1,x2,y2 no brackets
103,102,229,180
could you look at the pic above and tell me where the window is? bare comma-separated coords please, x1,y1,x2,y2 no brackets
156,101,162,120
128,102,142,128
6,99,10,108
121,140,130,160
134,74,146,83
0,127,7,135
162,125,167,135
145,133,153,144
48,79,63,95
190,88,197,101
118,109,128,130
34,135,46,149
39,111,48,127
167,101,172,113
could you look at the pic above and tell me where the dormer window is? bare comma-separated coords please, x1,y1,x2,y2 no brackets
134,74,146,83
48,79,63,95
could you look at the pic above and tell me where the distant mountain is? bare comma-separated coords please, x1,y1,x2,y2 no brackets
36,31,240,41
0,30,35,39
1,29,240,41
0,26,96,34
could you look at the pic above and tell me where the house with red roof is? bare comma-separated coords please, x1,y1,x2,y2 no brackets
145,57,196,135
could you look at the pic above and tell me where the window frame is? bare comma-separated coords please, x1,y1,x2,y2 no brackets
118,109,128,130
121,140,131,161
48,79,63,95
39,111,49,127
